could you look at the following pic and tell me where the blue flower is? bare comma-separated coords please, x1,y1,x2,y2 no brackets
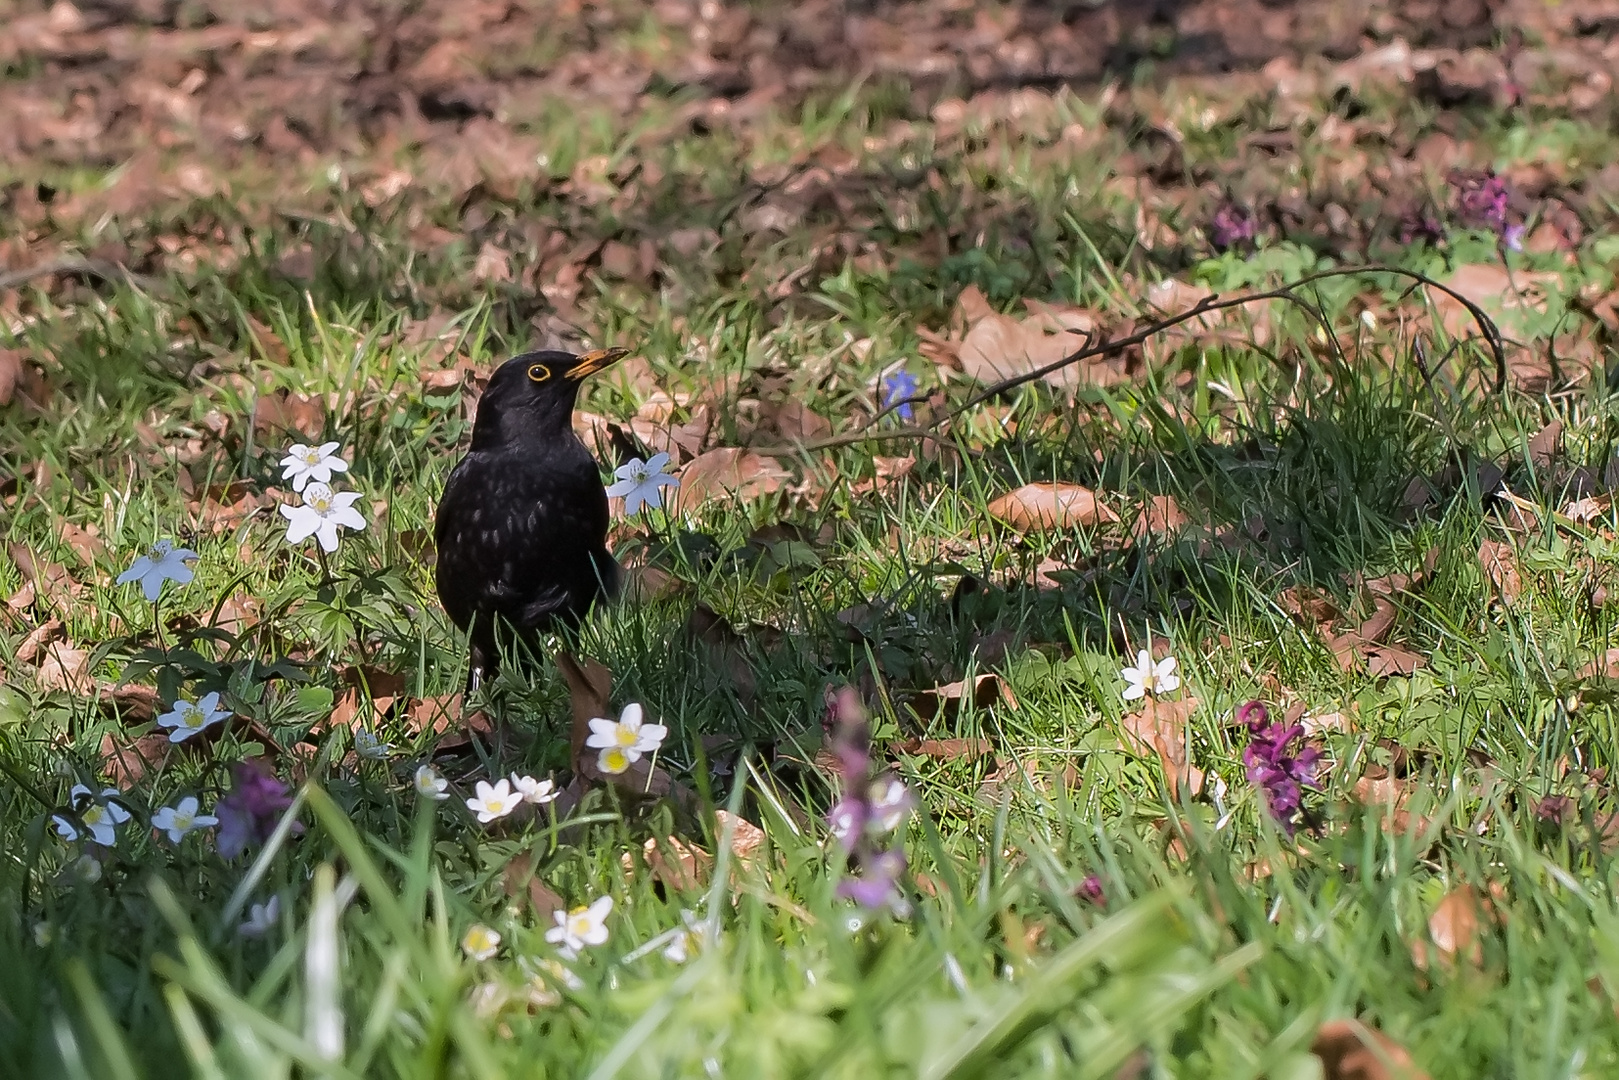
881,371,921,421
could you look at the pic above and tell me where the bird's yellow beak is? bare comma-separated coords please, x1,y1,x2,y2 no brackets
564,347,629,380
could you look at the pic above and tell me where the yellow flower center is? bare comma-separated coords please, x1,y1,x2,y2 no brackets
82,805,106,827
173,808,195,831
613,725,638,748
566,909,593,935
310,494,332,513
183,705,205,727
599,748,630,773
299,448,322,464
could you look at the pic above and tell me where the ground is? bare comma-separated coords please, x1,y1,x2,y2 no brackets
5,0,1619,1076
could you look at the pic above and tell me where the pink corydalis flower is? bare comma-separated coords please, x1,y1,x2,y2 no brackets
1238,701,1321,835
216,759,302,858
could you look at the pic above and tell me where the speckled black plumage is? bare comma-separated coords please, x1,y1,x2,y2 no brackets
434,347,626,690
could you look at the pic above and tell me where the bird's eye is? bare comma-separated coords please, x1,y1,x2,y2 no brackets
527,364,551,383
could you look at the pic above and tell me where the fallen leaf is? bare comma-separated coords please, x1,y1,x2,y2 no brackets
631,835,711,892
98,731,172,791
403,693,493,752
58,521,104,565
902,673,1014,724
252,389,325,441
1564,494,1613,524
1580,649,1619,680
987,483,1118,532
0,349,21,406
473,242,512,284
673,448,790,511
1434,263,1559,339
16,617,64,664
1365,645,1426,678
7,543,79,613
1119,696,1204,800
1477,538,1522,602
1528,419,1563,469
892,737,996,761
1312,1018,1429,1080
503,852,565,921
956,300,1099,389
1413,885,1484,970
1131,494,1190,540
37,642,90,693
716,810,766,865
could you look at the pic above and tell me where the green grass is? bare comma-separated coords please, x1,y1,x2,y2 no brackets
8,42,1619,1078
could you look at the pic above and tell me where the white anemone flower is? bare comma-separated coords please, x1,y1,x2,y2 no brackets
414,765,450,801
461,924,501,961
585,703,667,761
279,442,349,492
116,539,198,601
605,453,679,515
155,691,232,743
662,910,709,964
510,774,559,805
465,779,521,823
52,785,131,846
354,729,393,761
151,796,218,843
238,896,281,938
279,482,366,553
545,895,613,959
1120,650,1180,701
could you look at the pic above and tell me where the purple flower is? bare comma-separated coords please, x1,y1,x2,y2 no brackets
1454,171,1511,234
216,759,301,859
1238,700,1321,835
881,371,921,421
1075,875,1105,906
823,687,913,911
1208,199,1257,252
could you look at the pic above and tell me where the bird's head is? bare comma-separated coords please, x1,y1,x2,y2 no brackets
469,347,628,450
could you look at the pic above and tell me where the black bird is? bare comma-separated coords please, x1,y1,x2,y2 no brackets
434,347,627,691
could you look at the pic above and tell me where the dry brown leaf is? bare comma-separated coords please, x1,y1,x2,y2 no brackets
892,737,996,761
58,521,104,566
1564,493,1613,524
473,242,512,284
403,693,493,751
99,731,172,791
716,810,766,865
37,641,90,693
8,543,79,612
987,483,1118,532
252,389,325,441
0,349,22,407
1528,419,1563,469
503,852,565,921
902,673,1014,723
628,834,712,892
1365,645,1426,678
1416,885,1484,969
956,302,1098,389
1580,649,1619,680
1351,771,1426,834
1119,696,1204,800
16,617,64,664
1131,495,1190,540
1312,1019,1429,1080
1434,264,1559,339
1477,538,1522,602
673,448,789,512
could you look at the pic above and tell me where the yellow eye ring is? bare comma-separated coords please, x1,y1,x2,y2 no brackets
527,364,551,383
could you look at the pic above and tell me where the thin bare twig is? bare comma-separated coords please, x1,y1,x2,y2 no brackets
750,264,1507,457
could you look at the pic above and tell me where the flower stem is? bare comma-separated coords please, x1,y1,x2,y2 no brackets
152,599,168,651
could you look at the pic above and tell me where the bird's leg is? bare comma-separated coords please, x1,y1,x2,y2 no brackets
466,640,491,697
